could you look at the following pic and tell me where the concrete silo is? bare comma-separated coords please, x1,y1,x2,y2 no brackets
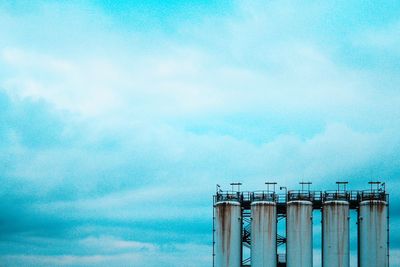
211,181,390,267
286,199,313,267
215,200,242,267
251,200,277,267
359,199,388,267
322,200,350,267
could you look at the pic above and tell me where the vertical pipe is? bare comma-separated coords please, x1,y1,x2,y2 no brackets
359,200,388,267
240,207,243,267
215,201,242,267
286,200,313,267
357,207,360,267
251,201,277,267
322,200,350,267
213,195,215,267
387,195,390,267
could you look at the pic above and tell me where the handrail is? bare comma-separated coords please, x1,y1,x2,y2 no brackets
215,189,387,203
251,191,277,202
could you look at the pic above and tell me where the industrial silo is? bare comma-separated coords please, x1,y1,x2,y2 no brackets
322,200,349,267
215,200,242,267
286,199,313,267
251,200,277,267
359,199,388,267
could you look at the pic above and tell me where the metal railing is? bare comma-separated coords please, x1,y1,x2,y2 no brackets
250,191,277,202
360,190,387,201
287,190,316,201
277,253,286,263
216,189,388,204
323,190,350,201
215,191,241,202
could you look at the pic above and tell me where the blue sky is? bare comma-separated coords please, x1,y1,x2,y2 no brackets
0,1,400,266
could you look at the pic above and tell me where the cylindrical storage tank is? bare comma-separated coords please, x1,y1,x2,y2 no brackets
359,200,388,267
215,201,242,267
251,201,277,267
287,200,313,267
322,200,350,267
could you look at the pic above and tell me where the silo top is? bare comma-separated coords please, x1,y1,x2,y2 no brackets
287,200,313,206
215,200,241,206
323,200,349,206
251,201,276,206
359,199,387,206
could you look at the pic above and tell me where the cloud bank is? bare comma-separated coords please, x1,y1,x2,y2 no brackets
0,1,399,266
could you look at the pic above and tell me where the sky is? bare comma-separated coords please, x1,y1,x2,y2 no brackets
0,0,400,266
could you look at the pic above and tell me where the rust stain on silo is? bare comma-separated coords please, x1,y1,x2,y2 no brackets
217,203,232,256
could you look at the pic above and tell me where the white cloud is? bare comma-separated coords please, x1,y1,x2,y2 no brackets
31,186,211,221
2,3,399,128
78,236,157,252
354,20,400,53
0,240,210,267
1,1,400,267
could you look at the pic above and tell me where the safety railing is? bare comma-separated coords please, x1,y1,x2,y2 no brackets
287,190,315,201
277,253,286,263
250,191,277,202
323,190,350,201
215,189,388,204
360,190,387,201
215,191,241,202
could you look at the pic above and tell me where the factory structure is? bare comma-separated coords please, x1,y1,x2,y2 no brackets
212,181,389,267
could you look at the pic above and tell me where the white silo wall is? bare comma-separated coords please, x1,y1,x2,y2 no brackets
322,200,350,267
215,201,242,267
359,200,388,267
251,201,277,267
286,200,313,267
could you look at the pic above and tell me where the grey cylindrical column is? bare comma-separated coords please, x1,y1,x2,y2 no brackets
322,200,350,267
286,200,313,267
215,201,242,267
251,201,277,267
359,200,388,267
